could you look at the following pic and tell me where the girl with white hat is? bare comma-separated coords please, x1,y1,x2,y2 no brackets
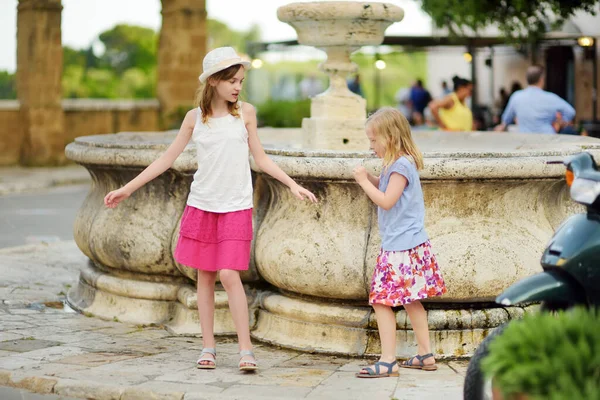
104,47,317,371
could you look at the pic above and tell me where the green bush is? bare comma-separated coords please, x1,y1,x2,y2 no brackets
482,307,600,400
256,99,310,128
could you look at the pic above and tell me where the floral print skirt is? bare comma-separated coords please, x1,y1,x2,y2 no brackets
369,240,447,306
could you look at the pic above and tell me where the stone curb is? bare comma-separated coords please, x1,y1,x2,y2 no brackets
0,368,283,400
0,369,193,400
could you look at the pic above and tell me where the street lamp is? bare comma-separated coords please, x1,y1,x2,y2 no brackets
251,59,264,69
577,36,594,47
374,55,385,109
463,52,473,63
375,60,386,70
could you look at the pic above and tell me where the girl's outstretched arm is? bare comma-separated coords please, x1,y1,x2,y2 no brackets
244,103,317,203
104,109,196,208
353,166,406,210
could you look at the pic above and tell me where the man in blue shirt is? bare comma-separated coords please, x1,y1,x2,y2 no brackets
495,65,575,134
410,79,432,115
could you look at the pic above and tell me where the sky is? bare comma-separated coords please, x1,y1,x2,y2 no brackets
0,0,432,72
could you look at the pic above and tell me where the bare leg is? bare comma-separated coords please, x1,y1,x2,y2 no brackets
197,270,217,366
219,269,254,366
403,300,435,366
359,304,399,375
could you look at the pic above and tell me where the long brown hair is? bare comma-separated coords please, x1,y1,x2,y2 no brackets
366,107,424,170
194,64,243,124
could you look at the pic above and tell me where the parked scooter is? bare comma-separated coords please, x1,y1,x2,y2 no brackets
464,152,600,400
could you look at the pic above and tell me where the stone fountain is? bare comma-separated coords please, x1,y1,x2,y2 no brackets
66,1,600,358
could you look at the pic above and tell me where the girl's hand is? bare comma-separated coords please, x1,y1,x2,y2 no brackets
353,165,368,184
290,184,318,203
104,187,132,208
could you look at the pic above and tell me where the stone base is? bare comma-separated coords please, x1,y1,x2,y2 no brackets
68,264,534,358
251,292,534,359
302,117,369,150
67,262,258,335
164,285,258,336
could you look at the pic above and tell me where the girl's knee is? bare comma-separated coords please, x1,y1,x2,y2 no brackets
219,270,241,290
197,270,217,284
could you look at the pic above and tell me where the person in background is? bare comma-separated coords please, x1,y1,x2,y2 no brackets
299,73,324,99
494,65,575,134
347,75,364,97
428,76,473,131
409,79,433,115
509,81,523,99
441,80,451,96
395,87,413,121
494,87,509,119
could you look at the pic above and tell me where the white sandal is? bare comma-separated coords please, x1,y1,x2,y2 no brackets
238,350,258,371
197,348,216,369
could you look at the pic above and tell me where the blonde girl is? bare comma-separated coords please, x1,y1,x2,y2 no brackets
104,47,317,372
353,107,446,378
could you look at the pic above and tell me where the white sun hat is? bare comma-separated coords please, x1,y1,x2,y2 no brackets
199,47,251,84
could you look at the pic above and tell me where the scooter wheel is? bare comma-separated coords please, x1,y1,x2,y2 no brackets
463,323,509,400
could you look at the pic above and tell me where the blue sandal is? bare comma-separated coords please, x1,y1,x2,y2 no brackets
399,353,438,371
355,360,399,378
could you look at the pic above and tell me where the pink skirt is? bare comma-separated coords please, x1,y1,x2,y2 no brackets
174,205,253,271
369,241,447,306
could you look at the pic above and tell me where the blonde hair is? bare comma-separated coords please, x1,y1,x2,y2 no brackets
194,64,243,124
366,107,424,170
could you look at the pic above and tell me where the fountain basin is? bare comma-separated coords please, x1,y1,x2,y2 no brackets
65,130,600,357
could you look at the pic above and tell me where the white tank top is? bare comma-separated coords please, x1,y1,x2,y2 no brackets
186,103,253,213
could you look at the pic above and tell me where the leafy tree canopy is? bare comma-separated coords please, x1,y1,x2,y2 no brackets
420,0,599,39
207,19,261,54
98,24,158,74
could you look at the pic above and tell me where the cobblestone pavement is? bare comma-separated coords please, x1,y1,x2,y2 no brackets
0,242,467,400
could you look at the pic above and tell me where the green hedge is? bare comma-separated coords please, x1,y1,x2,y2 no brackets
482,307,600,400
256,99,311,128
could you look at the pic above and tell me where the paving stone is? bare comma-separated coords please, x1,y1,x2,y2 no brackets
11,362,90,379
54,352,144,367
277,353,354,371
0,350,17,357
0,355,42,370
15,346,87,362
306,371,398,399
0,339,62,353
93,354,192,376
221,384,312,399
0,321,37,330
56,368,151,386
236,367,333,388
448,360,469,376
53,378,124,400
122,381,224,400
0,368,11,385
156,367,246,386
0,332,25,342
10,375,57,394
393,385,463,399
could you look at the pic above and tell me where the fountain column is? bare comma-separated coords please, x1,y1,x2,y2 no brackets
278,2,404,150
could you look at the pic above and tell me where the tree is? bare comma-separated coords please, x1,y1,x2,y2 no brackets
207,19,261,54
98,24,157,74
420,0,599,39
0,71,16,99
